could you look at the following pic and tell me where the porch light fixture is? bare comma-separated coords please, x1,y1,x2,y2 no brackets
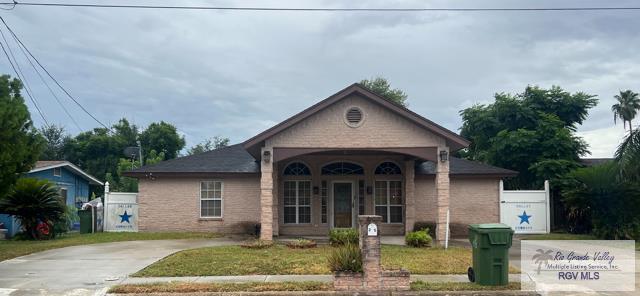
262,150,271,163
366,186,372,195
439,150,448,163
313,186,319,195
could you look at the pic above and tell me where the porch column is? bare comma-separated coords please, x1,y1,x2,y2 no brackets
404,160,415,234
435,147,450,245
260,146,274,240
272,167,279,236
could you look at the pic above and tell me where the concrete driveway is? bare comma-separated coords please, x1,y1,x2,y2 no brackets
0,238,237,296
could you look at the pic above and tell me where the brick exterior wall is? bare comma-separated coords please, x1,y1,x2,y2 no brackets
137,175,260,233
265,95,446,148
414,176,501,237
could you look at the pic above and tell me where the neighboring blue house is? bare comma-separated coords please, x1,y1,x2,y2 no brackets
0,161,103,237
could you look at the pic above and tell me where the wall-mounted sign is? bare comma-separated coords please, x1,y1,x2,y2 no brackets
367,223,378,236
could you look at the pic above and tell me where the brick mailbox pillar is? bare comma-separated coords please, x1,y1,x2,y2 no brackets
359,215,383,290
334,215,410,292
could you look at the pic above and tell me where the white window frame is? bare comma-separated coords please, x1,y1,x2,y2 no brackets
374,180,404,224
53,167,62,177
199,180,223,218
283,180,312,224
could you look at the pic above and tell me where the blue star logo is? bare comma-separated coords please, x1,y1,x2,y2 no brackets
518,210,531,224
119,210,132,224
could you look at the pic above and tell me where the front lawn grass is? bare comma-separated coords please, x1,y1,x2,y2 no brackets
134,244,516,276
411,280,521,291
108,281,331,294
0,232,221,262
521,232,597,241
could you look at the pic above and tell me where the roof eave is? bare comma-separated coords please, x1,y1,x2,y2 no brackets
29,162,104,185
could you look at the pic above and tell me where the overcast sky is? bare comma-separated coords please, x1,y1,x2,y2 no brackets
1,0,638,157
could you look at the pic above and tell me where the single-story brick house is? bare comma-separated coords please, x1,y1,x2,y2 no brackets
125,84,516,241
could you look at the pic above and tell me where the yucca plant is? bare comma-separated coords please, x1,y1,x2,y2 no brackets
0,178,65,239
327,243,362,273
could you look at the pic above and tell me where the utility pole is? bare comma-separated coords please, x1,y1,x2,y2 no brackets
137,140,144,166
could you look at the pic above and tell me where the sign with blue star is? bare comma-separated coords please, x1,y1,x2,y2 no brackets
119,210,132,224
518,210,532,224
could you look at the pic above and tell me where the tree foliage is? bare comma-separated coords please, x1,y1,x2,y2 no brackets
559,162,640,239
0,178,66,239
460,85,598,189
187,136,230,155
615,129,640,182
139,121,185,159
612,90,640,133
39,124,71,160
0,75,45,199
359,77,408,106
106,149,165,192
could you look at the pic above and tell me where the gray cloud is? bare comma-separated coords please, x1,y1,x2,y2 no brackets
2,0,638,157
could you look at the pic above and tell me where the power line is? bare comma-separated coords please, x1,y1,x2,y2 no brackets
0,2,639,12
0,16,109,130
0,39,49,127
2,25,83,132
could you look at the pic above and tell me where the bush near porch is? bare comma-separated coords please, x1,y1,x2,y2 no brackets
133,244,518,277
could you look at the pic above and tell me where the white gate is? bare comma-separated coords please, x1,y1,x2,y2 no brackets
499,180,550,234
103,182,139,232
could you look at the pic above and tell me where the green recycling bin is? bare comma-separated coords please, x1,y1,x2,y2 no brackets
78,209,93,234
467,223,514,286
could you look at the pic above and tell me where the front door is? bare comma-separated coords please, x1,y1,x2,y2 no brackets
333,182,353,228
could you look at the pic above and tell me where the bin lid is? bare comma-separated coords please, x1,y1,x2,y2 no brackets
468,223,513,233
475,223,511,229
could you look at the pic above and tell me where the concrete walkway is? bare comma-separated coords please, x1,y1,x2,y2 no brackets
0,238,237,296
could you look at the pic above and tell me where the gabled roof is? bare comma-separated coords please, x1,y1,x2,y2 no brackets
29,161,104,185
124,144,259,175
125,144,516,177
242,83,470,159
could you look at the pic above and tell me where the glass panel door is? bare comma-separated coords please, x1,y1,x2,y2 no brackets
333,182,353,228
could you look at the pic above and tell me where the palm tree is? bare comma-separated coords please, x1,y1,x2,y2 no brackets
616,129,640,181
612,90,640,133
0,178,65,239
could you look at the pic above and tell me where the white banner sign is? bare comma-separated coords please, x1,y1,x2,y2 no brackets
521,240,636,292
104,192,138,232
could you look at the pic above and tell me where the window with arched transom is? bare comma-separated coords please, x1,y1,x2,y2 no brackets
283,162,311,176
321,162,364,175
374,162,402,175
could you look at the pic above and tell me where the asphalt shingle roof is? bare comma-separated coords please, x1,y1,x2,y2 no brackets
416,157,517,176
126,144,516,177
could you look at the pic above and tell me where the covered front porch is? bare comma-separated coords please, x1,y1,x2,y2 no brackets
258,147,452,241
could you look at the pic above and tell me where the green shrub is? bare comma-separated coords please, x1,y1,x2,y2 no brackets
54,205,79,235
413,221,436,238
286,238,317,249
327,243,362,273
329,228,358,246
560,162,640,239
0,178,65,240
405,229,432,247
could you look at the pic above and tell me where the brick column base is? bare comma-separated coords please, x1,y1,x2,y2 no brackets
333,215,410,292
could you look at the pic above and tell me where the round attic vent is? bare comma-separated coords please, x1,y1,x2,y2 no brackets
344,106,364,127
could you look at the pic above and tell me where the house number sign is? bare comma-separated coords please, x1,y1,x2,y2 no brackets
367,223,378,236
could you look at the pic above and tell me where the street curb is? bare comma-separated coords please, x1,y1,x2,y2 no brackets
109,291,539,296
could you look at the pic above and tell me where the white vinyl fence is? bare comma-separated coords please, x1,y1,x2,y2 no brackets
499,180,550,234
103,182,139,232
